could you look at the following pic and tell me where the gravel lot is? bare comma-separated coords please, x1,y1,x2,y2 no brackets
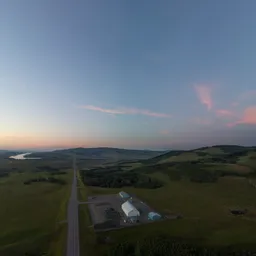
87,193,161,231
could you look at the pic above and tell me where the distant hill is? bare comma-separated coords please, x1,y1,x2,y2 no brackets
0,150,19,155
142,150,185,165
56,147,164,160
142,145,256,165
0,150,25,154
0,150,21,159
29,147,164,161
79,144,256,190
0,150,10,153
131,145,256,184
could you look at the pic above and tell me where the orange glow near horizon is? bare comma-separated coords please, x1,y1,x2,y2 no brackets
0,135,98,149
0,134,176,150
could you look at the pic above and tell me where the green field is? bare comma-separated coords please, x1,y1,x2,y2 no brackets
238,152,256,169
77,170,97,255
78,145,256,255
2,146,256,255
0,157,72,256
78,174,256,255
159,152,202,163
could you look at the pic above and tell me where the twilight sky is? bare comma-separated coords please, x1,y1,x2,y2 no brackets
0,0,256,150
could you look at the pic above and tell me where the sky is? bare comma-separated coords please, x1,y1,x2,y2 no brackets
0,0,256,150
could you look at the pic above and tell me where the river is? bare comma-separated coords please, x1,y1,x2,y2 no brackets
9,153,41,160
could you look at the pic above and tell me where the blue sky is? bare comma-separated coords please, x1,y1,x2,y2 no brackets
0,0,256,150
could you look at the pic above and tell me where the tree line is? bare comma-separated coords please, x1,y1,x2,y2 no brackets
80,169,163,189
23,176,66,185
0,172,9,178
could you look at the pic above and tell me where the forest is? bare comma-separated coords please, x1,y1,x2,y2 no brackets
80,169,163,189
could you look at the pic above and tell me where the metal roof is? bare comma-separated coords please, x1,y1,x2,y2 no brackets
121,201,139,216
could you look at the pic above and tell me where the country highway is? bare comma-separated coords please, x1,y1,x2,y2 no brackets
66,156,80,256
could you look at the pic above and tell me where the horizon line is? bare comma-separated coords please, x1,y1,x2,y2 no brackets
1,143,254,153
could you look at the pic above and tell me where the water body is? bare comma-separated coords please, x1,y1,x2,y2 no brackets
9,153,41,160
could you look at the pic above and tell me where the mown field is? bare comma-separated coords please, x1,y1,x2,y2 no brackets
0,157,72,256
78,145,256,255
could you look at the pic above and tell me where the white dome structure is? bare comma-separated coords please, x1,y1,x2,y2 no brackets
121,200,140,218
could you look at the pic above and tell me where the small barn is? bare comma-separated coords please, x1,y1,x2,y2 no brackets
119,191,130,199
121,201,140,218
148,212,161,221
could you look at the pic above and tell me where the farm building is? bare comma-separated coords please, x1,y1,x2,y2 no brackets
121,201,140,218
119,191,130,199
148,212,161,221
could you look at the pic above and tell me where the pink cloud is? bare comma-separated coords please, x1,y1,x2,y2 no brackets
80,105,125,115
227,106,256,127
194,85,213,110
79,105,172,118
216,109,235,118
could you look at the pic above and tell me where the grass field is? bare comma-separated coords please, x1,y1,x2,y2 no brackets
238,152,256,169
79,204,96,255
205,163,253,174
77,170,98,255
2,146,254,255
159,152,202,163
196,147,224,155
78,171,256,254
76,145,256,254
0,169,72,256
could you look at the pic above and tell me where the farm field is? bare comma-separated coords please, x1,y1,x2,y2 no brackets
0,157,72,256
78,145,256,255
79,174,256,255
1,145,255,255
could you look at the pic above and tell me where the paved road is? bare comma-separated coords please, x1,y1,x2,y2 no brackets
66,156,80,256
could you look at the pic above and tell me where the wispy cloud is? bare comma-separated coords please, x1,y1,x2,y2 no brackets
79,105,172,118
227,106,256,127
194,85,213,110
80,105,124,115
215,109,235,118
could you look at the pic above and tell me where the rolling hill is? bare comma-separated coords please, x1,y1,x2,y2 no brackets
79,144,256,190
128,145,256,184
29,147,165,161
142,145,256,166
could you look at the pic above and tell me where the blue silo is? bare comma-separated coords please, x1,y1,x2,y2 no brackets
148,212,161,221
